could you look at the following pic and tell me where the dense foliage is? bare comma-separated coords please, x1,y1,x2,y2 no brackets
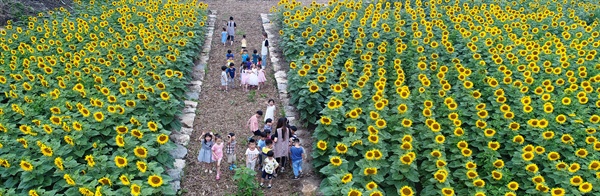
0,0,207,195
274,0,600,195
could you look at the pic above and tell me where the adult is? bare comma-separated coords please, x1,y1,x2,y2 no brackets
226,16,236,46
272,117,291,174
247,110,263,138
261,33,269,69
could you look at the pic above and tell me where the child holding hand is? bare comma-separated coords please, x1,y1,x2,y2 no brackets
212,136,225,180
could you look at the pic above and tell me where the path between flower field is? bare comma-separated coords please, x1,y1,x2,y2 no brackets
182,0,326,195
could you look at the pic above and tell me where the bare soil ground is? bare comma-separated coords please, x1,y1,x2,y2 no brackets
182,0,326,195
0,0,70,26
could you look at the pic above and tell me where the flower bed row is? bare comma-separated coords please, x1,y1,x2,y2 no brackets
0,0,207,195
274,0,600,195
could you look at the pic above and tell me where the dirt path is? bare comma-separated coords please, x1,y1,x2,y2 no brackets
181,0,325,195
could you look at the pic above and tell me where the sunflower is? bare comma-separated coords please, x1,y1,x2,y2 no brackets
93,112,105,122
61,173,76,186
348,188,362,196
54,157,64,170
506,181,519,191
550,188,565,196
335,143,348,154
561,134,573,144
491,170,503,180
466,170,478,179
133,146,148,159
146,174,164,188
430,150,442,158
320,116,332,125
398,186,415,196
115,156,128,168
441,188,454,196
20,160,33,172
317,140,327,151
156,134,169,145
589,161,600,170
434,170,448,183
401,142,412,150
85,155,95,167
116,135,125,147
159,92,170,101
513,135,525,144
148,121,158,131
131,129,143,139
575,148,588,158
579,182,593,193
341,173,352,184
363,167,377,176
400,154,413,165
488,141,500,151
570,175,583,186
130,184,141,196
41,145,53,157
435,135,445,144
526,163,539,173
96,176,112,187
119,175,130,186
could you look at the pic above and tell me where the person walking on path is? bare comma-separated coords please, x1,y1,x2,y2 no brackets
226,17,236,46
247,110,263,139
272,117,290,175
261,33,269,69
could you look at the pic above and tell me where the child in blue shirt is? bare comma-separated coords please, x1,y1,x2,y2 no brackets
241,50,249,63
221,28,228,46
226,63,236,88
226,50,234,61
290,138,305,179
252,49,260,65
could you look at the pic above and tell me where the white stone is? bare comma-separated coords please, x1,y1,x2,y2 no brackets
170,144,188,159
301,182,318,196
274,71,287,79
170,180,181,191
171,134,190,146
184,100,198,108
174,159,186,170
277,83,288,94
168,169,182,181
179,127,194,135
179,113,196,128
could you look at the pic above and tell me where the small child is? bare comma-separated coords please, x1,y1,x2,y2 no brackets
245,139,260,171
241,50,249,63
226,50,234,61
252,49,260,65
290,138,305,179
264,99,276,123
260,151,279,189
211,135,225,180
226,63,236,89
226,133,237,170
220,66,228,91
221,28,228,46
260,139,273,171
240,35,247,54
257,64,266,86
257,57,262,67
197,132,214,173
257,133,267,168
289,126,298,142
263,118,273,134
227,56,235,65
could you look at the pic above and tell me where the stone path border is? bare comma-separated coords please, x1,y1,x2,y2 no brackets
261,13,319,196
167,10,217,192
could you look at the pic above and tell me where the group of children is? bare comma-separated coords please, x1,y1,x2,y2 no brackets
220,31,267,92
197,100,306,189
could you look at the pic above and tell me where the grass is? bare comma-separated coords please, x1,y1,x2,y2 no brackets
247,90,256,102
279,102,286,118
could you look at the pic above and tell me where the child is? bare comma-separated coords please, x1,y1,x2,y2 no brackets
260,151,278,189
260,139,273,171
257,64,266,86
226,63,236,89
226,50,234,61
240,62,248,91
257,57,262,67
264,99,276,123
263,118,273,134
221,28,228,46
247,64,260,91
197,132,214,173
240,35,247,54
245,139,260,171
289,126,298,142
252,49,260,65
257,133,267,169
211,135,225,180
241,50,249,63
227,56,235,65
290,138,305,179
220,66,228,91
226,133,237,170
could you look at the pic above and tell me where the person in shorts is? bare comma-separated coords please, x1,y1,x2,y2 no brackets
260,150,278,189
226,133,237,170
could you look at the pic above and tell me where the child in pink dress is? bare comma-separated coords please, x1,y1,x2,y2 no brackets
257,64,267,86
212,136,225,180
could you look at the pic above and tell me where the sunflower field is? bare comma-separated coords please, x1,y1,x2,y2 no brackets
0,0,207,195
274,0,600,195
